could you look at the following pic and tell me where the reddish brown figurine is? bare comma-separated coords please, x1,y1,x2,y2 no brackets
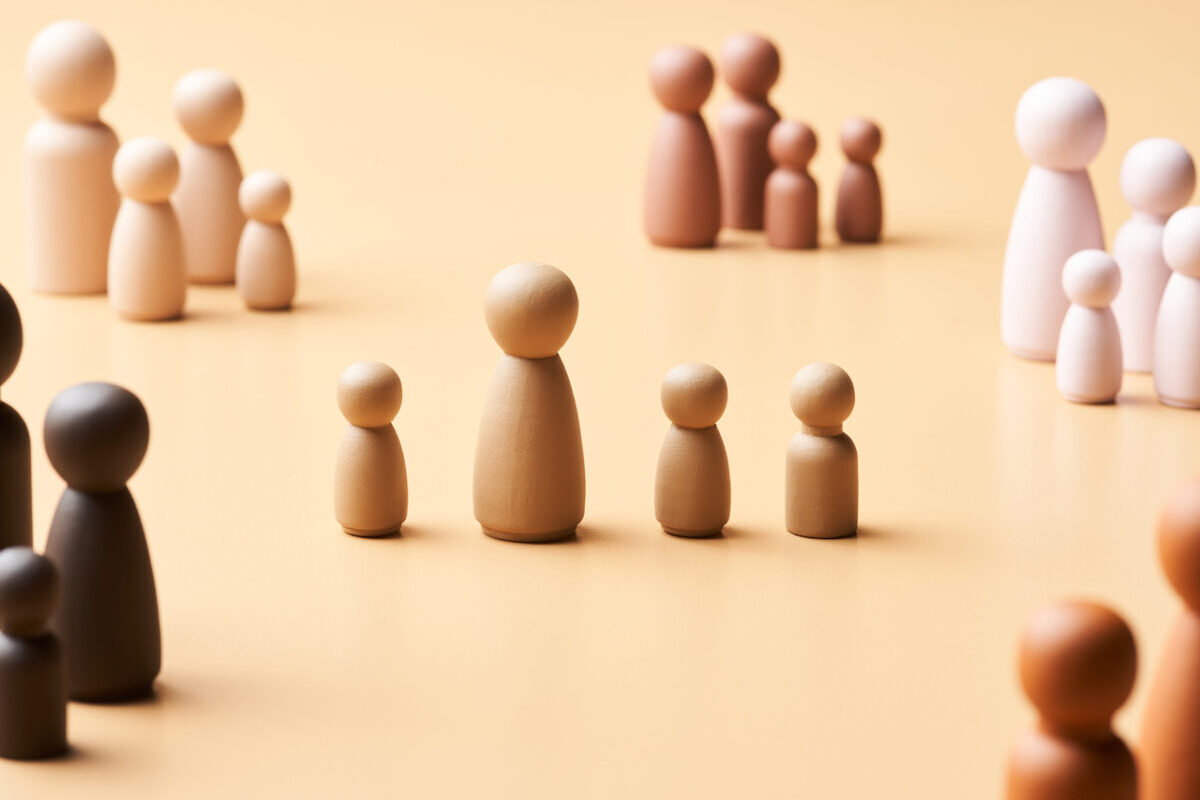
765,121,818,249
835,118,884,243
1141,476,1200,800
1006,599,1137,800
644,45,721,248
716,33,781,231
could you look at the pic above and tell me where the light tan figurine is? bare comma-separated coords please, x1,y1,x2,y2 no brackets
172,69,245,285
786,363,858,539
334,362,407,537
24,20,120,295
655,363,731,537
108,137,187,322
236,171,295,311
473,262,585,543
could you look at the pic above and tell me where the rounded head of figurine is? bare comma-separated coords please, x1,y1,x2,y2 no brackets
1163,206,1200,278
790,362,855,430
649,45,714,113
840,118,882,164
44,382,149,492
484,262,578,358
0,283,23,388
1015,77,1106,170
661,362,728,428
0,548,59,637
1121,138,1197,218
26,20,116,121
240,170,292,223
113,137,179,203
719,33,780,98
1018,600,1136,734
768,120,817,169
1062,249,1120,308
1158,476,1200,610
172,69,244,145
337,361,402,428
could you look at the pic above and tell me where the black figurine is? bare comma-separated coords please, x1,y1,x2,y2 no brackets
0,283,31,551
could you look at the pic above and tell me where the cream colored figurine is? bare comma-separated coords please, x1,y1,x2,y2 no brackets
172,69,245,285
654,363,730,537
334,361,407,537
473,262,585,543
108,137,187,322
1056,250,1122,404
786,363,858,539
24,20,120,295
236,171,295,310
1155,206,1200,408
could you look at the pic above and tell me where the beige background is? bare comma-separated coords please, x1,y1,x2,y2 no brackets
1,0,1198,796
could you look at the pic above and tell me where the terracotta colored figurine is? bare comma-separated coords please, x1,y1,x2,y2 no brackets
644,45,721,248
1141,476,1200,800
1056,250,1122,404
654,363,730,537
0,284,31,552
1006,599,1137,800
765,120,819,249
24,20,120,295
44,382,161,701
473,262,585,542
835,118,884,243
334,361,407,537
716,33,781,231
786,363,857,539
0,547,66,760
1154,206,1200,408
236,170,296,310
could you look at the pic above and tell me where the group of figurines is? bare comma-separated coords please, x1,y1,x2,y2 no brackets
334,261,860,542
1003,76,1200,407
25,20,297,318
644,32,885,250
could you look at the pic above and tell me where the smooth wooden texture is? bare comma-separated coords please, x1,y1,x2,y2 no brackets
654,362,730,536
1154,207,1200,408
764,120,818,249
834,118,883,243
236,171,296,310
1056,250,1123,404
334,361,407,536
715,33,780,231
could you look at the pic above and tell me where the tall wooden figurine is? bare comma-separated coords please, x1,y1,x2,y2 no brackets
786,363,857,539
655,363,730,537
0,284,31,552
335,361,407,537
715,33,780,231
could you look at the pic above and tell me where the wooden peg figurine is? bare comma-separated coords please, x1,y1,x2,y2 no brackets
654,363,730,537
786,363,857,539
1007,599,1137,800
0,548,66,760
1056,250,1122,404
473,262,585,542
334,361,407,537
1154,206,1200,408
0,284,31,551
835,118,883,243
236,170,296,310
765,120,819,249
24,20,120,294
715,33,781,231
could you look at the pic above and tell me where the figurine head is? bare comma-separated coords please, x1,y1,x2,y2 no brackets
1015,77,1106,171
0,283,22,390
484,262,578,358
1158,476,1200,611
1120,138,1196,219
337,361,402,428
719,33,780,99
661,362,727,429
840,118,882,164
26,20,116,121
649,45,714,113
768,120,817,170
113,137,179,203
790,363,855,433
44,382,150,492
1163,206,1200,278
1062,250,1120,309
240,170,292,224
173,69,244,145
0,548,59,638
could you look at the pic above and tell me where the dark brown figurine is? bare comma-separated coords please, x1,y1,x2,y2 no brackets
1006,599,1137,800
0,547,67,760
765,120,819,249
0,283,31,552
44,382,161,702
1141,476,1200,800
716,33,781,231
644,45,721,248
835,118,884,243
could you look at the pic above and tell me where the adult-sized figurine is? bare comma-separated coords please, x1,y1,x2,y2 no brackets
786,363,857,539
335,361,407,537
835,118,884,243
0,285,31,551
0,548,66,760
473,262,585,542
44,383,160,701
765,120,819,249
644,45,721,248
655,363,730,537
715,33,781,231
236,171,296,311
25,20,120,294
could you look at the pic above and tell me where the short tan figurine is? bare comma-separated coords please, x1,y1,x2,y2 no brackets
172,69,245,285
655,363,731,537
236,171,296,311
334,361,407,537
835,118,884,244
473,262,585,543
25,20,120,295
108,137,187,322
786,363,857,539
765,120,819,249
716,33,781,231
1007,599,1137,800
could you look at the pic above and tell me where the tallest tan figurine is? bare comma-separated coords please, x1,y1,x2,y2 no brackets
25,21,120,295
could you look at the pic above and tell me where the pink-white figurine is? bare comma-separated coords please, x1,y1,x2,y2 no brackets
1056,250,1122,404
1155,207,1200,408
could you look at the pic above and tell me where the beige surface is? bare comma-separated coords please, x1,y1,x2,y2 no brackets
1,0,1198,796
